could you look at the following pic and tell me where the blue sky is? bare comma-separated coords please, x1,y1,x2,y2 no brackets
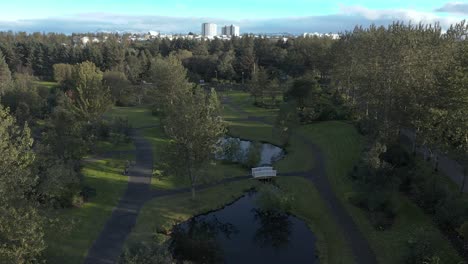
0,0,466,33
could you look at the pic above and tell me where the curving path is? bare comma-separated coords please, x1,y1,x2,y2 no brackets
83,129,154,264
223,96,377,264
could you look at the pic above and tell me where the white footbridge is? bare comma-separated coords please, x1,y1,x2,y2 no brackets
251,166,277,179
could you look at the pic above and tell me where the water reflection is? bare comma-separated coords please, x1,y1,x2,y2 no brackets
170,216,237,264
170,194,318,264
253,209,292,249
218,137,285,166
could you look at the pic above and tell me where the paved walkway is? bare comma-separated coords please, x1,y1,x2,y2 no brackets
83,129,154,264
223,96,377,264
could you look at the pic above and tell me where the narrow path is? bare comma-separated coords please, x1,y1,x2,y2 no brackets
223,96,377,264
83,129,153,264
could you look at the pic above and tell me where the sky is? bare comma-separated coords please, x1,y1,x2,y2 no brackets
0,0,467,34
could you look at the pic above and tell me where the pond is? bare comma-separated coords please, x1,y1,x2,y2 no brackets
218,137,285,166
170,192,318,264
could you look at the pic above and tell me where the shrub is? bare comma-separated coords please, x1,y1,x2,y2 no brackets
244,142,261,168
256,185,294,212
404,228,438,264
120,242,175,264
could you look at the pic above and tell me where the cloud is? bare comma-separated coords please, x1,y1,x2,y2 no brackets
435,2,468,14
0,7,464,34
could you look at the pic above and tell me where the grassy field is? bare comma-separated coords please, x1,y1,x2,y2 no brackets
300,121,462,263
105,106,159,128
44,157,130,264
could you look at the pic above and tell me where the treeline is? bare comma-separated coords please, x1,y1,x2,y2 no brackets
330,22,468,261
0,31,333,83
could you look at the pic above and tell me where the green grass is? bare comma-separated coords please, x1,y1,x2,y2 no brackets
94,140,135,153
300,121,462,264
34,81,59,90
105,106,158,128
223,91,280,119
44,157,130,264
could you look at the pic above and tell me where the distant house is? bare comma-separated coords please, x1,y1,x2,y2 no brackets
80,36,90,45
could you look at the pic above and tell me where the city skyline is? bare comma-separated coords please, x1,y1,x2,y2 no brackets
0,1,466,33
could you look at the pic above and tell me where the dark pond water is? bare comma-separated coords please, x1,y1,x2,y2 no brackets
170,192,318,264
218,137,285,166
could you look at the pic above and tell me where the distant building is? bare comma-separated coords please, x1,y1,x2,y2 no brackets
221,24,240,37
202,23,217,37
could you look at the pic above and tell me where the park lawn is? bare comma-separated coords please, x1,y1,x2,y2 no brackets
94,140,135,153
105,106,158,128
44,157,130,264
300,121,462,263
223,91,280,119
34,80,59,90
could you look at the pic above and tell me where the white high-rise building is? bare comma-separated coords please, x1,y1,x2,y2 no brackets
202,23,217,37
221,24,240,37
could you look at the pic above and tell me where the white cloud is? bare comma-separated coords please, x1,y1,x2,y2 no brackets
338,4,462,27
0,6,465,34
435,2,468,14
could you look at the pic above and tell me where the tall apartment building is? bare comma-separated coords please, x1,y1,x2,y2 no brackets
221,24,240,37
202,23,217,37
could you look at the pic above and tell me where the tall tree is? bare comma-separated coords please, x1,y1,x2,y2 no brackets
68,61,111,121
0,106,45,263
165,88,225,199
0,50,12,94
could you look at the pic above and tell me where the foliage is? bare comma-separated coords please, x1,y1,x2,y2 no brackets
0,106,45,263
119,242,175,264
152,57,226,198
0,50,12,94
244,142,261,168
256,184,294,212
405,228,438,264
68,61,112,121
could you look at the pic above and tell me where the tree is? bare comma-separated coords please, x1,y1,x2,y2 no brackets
53,63,73,84
0,106,45,263
68,61,111,121
147,56,192,113
248,66,269,104
0,50,12,94
165,88,225,199
103,70,131,105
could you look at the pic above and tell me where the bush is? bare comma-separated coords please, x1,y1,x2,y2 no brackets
256,185,294,212
244,142,261,168
404,228,438,264
434,195,468,230
222,138,242,163
120,243,175,264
